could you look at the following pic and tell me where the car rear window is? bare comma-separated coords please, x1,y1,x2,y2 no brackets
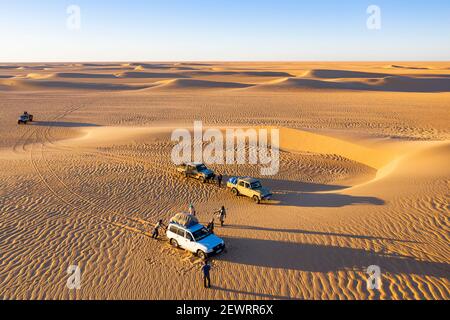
169,225,178,233
176,228,185,237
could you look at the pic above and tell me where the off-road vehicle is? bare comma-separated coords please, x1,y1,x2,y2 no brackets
227,177,272,204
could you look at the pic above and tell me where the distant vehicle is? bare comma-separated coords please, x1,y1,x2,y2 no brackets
166,213,225,260
18,112,33,125
227,177,272,204
176,162,215,183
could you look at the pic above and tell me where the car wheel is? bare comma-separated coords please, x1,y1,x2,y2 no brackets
232,188,239,196
170,239,179,248
200,176,206,183
253,196,261,204
197,250,207,260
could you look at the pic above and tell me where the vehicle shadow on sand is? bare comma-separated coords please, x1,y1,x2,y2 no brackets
269,192,385,208
260,178,384,208
216,237,449,278
264,178,348,192
222,225,417,243
32,121,101,128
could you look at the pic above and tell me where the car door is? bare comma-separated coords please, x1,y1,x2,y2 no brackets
187,165,196,178
176,228,190,249
242,182,253,197
170,225,183,243
184,232,195,253
238,181,247,196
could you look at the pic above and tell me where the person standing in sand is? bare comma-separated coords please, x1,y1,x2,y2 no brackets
217,174,223,188
207,218,215,234
201,261,212,289
215,206,227,227
152,219,166,239
189,204,196,216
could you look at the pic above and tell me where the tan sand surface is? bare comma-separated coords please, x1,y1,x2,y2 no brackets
0,62,449,300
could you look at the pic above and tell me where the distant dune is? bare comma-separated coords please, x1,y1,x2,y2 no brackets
250,75,450,93
55,72,118,79
302,69,390,79
150,78,253,90
0,79,150,91
388,64,430,70
117,71,188,79
0,65,19,70
186,71,295,77
2,63,450,93
129,63,173,70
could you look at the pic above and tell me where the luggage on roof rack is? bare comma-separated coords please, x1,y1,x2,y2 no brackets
170,212,199,228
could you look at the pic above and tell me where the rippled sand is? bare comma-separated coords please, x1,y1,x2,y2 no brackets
0,62,449,300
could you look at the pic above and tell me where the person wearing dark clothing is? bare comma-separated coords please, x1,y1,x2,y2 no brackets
215,206,226,227
201,261,212,288
217,174,223,188
207,219,215,234
152,219,165,239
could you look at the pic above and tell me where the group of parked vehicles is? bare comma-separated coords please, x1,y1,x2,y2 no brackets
177,162,273,204
172,162,273,259
17,112,268,260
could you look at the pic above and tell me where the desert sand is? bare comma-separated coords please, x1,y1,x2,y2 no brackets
0,62,449,300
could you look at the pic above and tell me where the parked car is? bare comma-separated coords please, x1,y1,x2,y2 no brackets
166,213,225,260
176,162,215,183
227,177,272,204
18,112,33,125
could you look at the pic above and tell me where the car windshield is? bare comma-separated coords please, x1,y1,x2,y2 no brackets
192,227,211,241
196,164,208,171
250,181,262,189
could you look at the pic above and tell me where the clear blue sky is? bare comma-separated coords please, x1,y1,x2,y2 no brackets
1,0,449,62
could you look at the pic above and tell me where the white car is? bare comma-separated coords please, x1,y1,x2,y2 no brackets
167,221,225,260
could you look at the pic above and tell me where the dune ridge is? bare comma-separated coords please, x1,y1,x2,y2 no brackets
148,78,253,90
0,79,151,91
249,75,450,92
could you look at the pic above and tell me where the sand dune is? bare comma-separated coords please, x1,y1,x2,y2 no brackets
186,70,295,77
388,64,430,70
250,75,450,92
302,69,390,79
129,63,173,69
277,127,394,170
55,73,118,79
0,79,150,91
25,73,56,80
150,78,253,90
0,65,19,70
116,71,188,79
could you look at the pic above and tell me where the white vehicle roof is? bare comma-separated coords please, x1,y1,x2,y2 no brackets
184,162,205,166
239,177,260,184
